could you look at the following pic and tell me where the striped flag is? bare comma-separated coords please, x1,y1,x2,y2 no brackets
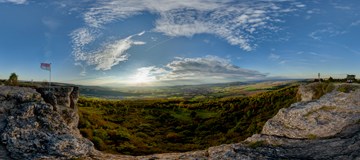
41,63,51,71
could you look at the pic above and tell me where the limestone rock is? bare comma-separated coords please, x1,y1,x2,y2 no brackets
0,85,93,160
262,83,360,139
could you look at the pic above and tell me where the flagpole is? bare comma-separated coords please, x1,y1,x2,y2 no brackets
49,63,51,92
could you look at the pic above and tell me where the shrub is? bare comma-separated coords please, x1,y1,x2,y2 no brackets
166,132,180,140
93,129,108,140
190,111,197,119
92,136,107,150
326,83,335,93
79,120,91,128
80,128,93,140
116,128,131,141
135,132,148,138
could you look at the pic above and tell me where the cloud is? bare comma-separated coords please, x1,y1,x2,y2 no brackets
72,31,146,75
145,55,267,81
309,26,346,40
297,51,303,54
96,76,116,80
42,17,60,31
278,60,287,64
70,27,100,61
86,32,146,71
70,0,304,54
0,0,27,4
331,3,351,10
309,52,338,59
350,20,360,27
268,53,280,60
74,62,87,76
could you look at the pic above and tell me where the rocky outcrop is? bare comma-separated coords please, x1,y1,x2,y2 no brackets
1,83,360,160
262,86,360,139
0,85,93,160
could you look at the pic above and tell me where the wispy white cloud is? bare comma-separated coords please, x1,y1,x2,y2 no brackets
129,55,267,83
96,76,116,80
350,20,360,27
309,26,346,40
87,32,146,71
0,0,27,4
309,52,338,59
70,27,100,61
71,0,304,55
74,62,87,76
72,31,146,75
145,55,267,81
268,53,280,60
331,3,351,10
42,17,60,31
278,60,287,64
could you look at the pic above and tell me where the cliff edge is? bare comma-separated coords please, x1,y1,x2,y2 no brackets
1,83,360,160
0,85,94,159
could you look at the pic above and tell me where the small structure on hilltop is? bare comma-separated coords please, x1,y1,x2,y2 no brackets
346,74,356,83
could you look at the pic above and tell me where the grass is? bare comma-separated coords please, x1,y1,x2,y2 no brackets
337,85,360,93
246,141,266,148
303,106,335,117
307,134,317,140
356,119,360,124
283,124,290,129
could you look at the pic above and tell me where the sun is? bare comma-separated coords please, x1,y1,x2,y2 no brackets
130,67,154,84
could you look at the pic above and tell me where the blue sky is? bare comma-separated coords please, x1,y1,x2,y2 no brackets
1,0,360,86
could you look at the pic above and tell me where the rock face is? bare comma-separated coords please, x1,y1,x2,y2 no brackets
262,84,360,139
1,83,360,160
0,85,93,160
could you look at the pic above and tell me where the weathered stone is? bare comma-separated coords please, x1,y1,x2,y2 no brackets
0,85,92,160
262,83,360,139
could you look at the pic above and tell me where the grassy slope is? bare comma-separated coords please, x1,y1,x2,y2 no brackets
77,85,299,156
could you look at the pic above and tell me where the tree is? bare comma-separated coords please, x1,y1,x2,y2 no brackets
329,76,333,82
190,111,197,119
8,73,18,86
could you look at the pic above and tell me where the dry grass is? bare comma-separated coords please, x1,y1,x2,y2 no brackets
307,134,317,140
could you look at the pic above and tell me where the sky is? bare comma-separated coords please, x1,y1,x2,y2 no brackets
1,0,360,87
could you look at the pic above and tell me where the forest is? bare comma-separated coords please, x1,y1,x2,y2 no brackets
77,85,299,156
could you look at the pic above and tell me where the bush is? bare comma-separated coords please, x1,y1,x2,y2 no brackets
166,132,180,141
190,111,197,119
80,128,93,140
92,136,107,150
93,129,108,140
116,128,131,141
135,132,148,138
79,120,91,128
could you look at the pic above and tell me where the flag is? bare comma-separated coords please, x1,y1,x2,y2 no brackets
41,63,51,71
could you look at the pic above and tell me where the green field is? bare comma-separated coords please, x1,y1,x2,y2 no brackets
77,80,306,100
